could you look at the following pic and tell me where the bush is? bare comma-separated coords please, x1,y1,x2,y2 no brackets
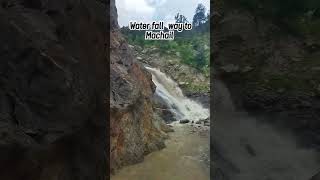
121,27,210,72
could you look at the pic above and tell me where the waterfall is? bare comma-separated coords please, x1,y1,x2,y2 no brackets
146,67,209,122
213,79,235,113
212,79,320,180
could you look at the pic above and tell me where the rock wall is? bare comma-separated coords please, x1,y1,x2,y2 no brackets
0,0,107,179
213,1,320,142
110,0,167,173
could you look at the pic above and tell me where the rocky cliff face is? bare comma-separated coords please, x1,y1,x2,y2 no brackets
110,0,167,173
213,1,320,143
0,0,107,179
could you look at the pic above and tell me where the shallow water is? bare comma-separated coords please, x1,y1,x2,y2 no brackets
111,123,210,180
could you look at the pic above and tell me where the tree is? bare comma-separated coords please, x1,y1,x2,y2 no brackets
195,45,206,69
193,4,207,27
175,13,188,23
206,11,210,22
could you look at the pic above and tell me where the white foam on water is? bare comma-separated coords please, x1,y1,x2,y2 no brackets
146,67,209,122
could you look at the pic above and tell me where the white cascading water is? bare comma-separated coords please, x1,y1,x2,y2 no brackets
146,67,209,122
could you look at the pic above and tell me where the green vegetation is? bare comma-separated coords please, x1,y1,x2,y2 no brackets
185,82,209,93
121,3,210,73
122,33,210,72
122,32,210,73
193,3,207,27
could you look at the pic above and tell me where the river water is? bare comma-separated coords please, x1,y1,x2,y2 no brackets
212,79,320,180
111,66,320,179
111,67,210,180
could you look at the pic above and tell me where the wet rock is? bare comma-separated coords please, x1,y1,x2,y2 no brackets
160,123,174,133
220,64,240,73
179,119,190,124
244,144,256,157
153,107,175,123
203,117,210,122
186,92,210,108
277,88,285,93
242,66,254,73
311,171,320,180
179,82,189,86
168,60,175,65
317,85,320,93
311,67,320,71
152,93,176,123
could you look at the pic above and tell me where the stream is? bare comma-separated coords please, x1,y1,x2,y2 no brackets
111,67,210,180
212,80,320,180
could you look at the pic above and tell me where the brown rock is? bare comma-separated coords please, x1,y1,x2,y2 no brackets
109,0,166,173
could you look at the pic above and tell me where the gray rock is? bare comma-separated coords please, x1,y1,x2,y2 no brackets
317,85,320,93
310,171,320,180
179,119,190,124
311,67,320,71
277,88,285,93
179,82,189,86
168,60,175,65
220,64,240,73
242,66,254,73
